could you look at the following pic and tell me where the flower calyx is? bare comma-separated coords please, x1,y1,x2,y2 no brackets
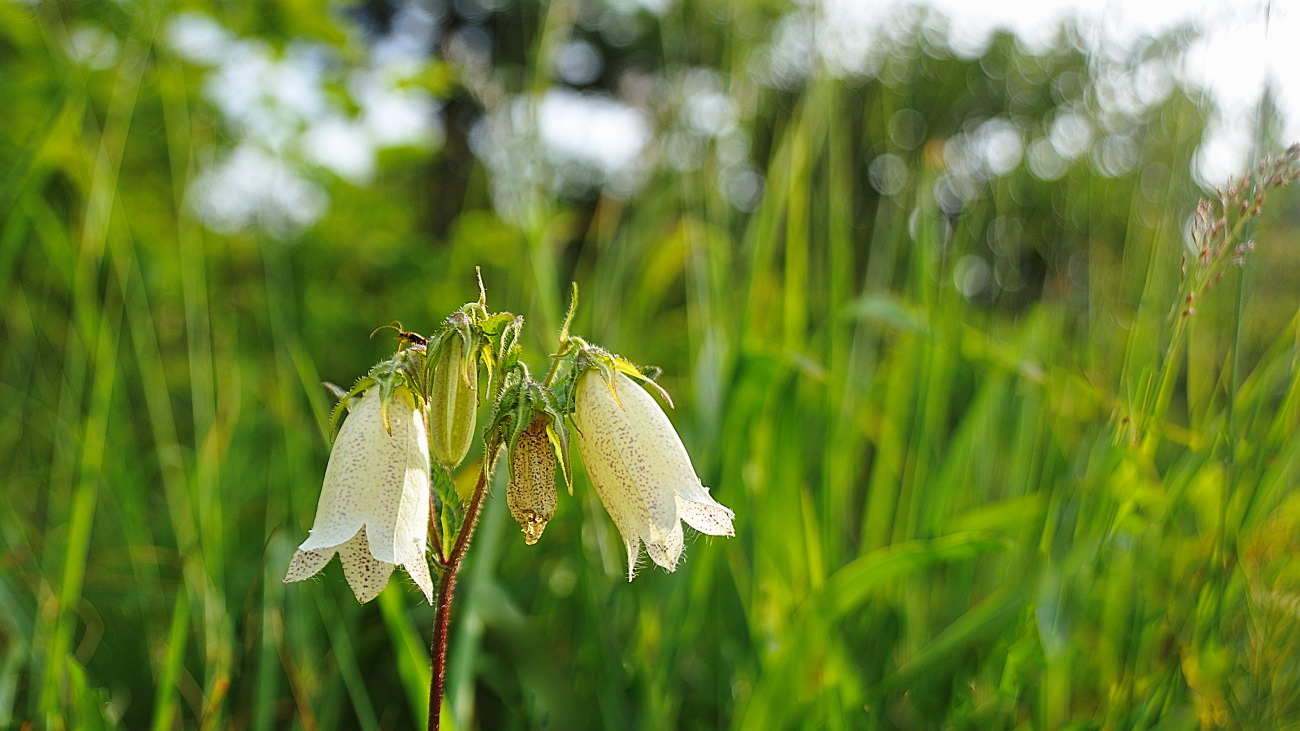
557,338,673,414
328,346,428,441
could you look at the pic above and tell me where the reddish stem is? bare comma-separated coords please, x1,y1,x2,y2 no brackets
428,461,492,731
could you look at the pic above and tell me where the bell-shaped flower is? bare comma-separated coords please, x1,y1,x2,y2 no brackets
284,385,434,603
573,369,734,580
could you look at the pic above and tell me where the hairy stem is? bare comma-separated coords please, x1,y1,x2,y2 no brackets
428,463,492,731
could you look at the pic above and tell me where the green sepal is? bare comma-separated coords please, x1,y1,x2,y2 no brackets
592,356,622,408
356,345,427,435
545,419,572,495
456,326,476,388
479,315,523,402
431,465,463,558
323,381,350,403
479,311,519,337
612,358,673,408
481,367,520,475
325,342,429,442
565,339,675,411
327,376,376,443
379,378,395,435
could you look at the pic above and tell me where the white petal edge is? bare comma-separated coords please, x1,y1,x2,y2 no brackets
286,527,434,604
336,529,395,603
675,494,735,537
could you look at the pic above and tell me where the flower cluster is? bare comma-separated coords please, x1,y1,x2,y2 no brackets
284,286,736,604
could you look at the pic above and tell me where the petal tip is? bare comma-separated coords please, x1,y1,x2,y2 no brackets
404,558,436,604
285,548,332,584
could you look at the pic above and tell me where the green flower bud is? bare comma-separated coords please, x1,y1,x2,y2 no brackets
507,415,558,545
429,333,478,469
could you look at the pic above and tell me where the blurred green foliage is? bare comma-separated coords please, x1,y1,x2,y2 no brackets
3,0,1300,728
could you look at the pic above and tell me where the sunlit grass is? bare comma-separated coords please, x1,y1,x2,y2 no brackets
2,0,1299,728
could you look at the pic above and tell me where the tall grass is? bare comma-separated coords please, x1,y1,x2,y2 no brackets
2,0,1299,728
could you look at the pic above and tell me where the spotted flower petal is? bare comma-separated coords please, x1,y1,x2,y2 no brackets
573,369,734,580
285,385,434,603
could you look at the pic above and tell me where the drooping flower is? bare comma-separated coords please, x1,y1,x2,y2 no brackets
284,385,434,603
573,368,734,580
507,414,559,545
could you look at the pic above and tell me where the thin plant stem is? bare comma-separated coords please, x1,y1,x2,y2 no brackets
428,456,494,731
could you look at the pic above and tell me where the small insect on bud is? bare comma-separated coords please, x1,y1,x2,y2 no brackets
507,415,558,545
429,332,479,470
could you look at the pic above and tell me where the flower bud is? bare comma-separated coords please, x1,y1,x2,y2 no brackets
429,334,478,469
507,415,558,545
